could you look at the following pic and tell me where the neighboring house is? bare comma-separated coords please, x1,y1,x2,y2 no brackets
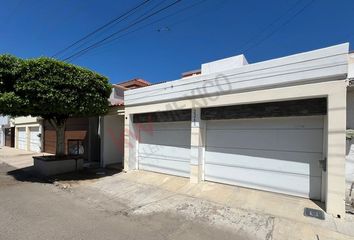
100,79,150,168
123,43,349,218
0,115,10,147
41,78,150,167
43,117,100,163
117,78,150,89
13,116,42,152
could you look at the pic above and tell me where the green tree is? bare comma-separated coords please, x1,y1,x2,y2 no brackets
0,55,111,156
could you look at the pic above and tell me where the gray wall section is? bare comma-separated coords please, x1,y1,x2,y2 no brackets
0,116,9,146
88,117,100,162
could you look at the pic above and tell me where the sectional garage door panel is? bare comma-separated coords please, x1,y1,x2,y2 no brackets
29,127,41,152
138,122,191,177
205,148,322,177
205,116,324,200
138,145,190,177
17,127,27,150
205,164,322,199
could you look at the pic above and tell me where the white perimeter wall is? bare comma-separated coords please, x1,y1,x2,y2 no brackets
346,90,354,190
100,115,124,167
0,128,4,147
346,53,354,193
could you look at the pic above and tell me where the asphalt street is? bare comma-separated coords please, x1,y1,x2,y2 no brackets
0,162,243,240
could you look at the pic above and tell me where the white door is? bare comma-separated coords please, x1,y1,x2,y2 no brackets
138,122,191,177
205,116,324,200
17,127,27,150
29,126,41,152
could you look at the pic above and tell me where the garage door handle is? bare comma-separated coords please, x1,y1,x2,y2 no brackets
319,158,327,172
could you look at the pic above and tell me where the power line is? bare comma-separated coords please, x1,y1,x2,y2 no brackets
244,0,315,53
52,0,152,58
166,0,227,28
238,0,303,53
63,0,183,62
67,0,208,62
91,0,208,51
65,0,169,59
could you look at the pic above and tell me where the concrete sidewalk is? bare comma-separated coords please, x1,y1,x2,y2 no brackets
0,146,40,169
70,170,354,240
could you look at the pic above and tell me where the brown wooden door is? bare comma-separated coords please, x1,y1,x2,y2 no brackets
5,127,14,147
43,118,89,158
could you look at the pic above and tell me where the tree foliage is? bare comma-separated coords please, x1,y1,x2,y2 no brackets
0,55,112,156
0,56,111,118
0,55,24,114
0,54,23,92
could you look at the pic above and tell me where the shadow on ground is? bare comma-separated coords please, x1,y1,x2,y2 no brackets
311,200,326,213
6,164,122,184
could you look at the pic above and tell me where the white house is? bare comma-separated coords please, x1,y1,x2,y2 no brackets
100,84,125,167
100,79,150,168
123,43,350,218
13,116,43,153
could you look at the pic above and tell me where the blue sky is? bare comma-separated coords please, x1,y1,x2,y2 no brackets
0,0,353,84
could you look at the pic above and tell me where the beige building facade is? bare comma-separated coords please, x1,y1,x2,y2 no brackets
123,43,349,218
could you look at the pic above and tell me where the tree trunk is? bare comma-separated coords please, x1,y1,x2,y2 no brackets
55,124,65,157
48,118,67,157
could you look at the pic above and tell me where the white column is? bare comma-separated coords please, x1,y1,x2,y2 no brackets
124,113,138,171
190,108,205,183
26,126,30,151
326,84,347,218
39,120,44,153
99,116,105,167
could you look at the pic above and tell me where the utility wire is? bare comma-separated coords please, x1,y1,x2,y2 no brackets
86,0,169,42
166,0,226,28
65,0,167,58
63,0,182,62
239,0,303,52
52,0,152,58
84,0,208,54
244,0,315,53
67,0,207,62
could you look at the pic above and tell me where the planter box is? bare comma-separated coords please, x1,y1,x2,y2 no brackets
33,156,83,176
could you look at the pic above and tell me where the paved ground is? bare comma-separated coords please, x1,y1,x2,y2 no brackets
1,147,354,240
0,162,247,240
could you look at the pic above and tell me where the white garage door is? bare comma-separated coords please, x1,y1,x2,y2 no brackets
17,127,27,150
205,116,324,200
29,126,41,152
138,122,191,177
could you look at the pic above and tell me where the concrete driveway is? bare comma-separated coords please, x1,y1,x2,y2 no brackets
67,170,354,240
1,147,354,240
